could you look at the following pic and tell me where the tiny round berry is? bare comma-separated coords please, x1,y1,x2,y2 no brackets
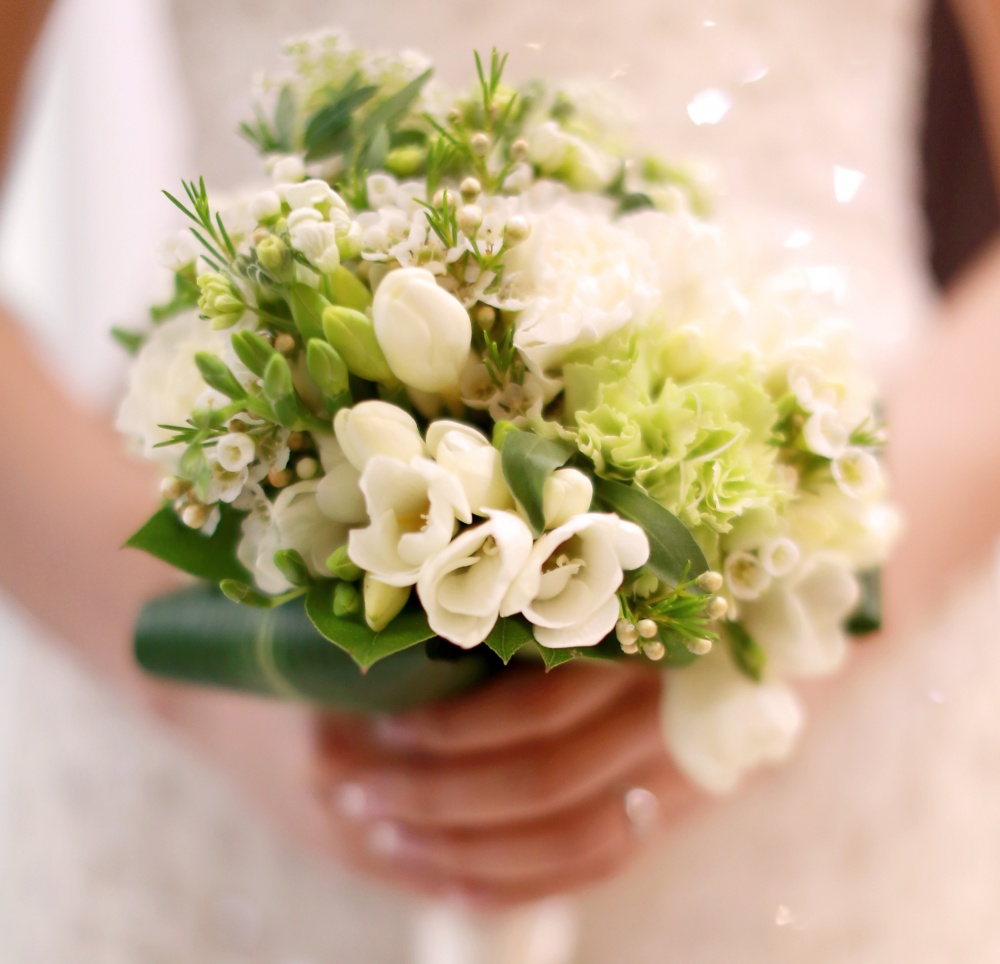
637,618,659,639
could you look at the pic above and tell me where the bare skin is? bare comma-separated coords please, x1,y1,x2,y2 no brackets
2,0,1000,908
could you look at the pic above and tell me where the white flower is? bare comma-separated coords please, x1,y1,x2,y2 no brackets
249,190,282,222
205,464,249,505
348,455,471,586
367,173,399,209
661,650,803,794
501,513,650,648
541,468,593,529
832,447,882,500
215,433,256,472
156,231,199,271
425,420,513,516
237,481,348,594
417,511,534,648
724,550,772,601
740,552,860,677
116,313,231,466
787,362,839,413
802,406,850,459
278,178,347,213
758,537,800,578
287,208,340,274
313,434,368,524
270,155,305,183
333,400,426,472
506,202,657,373
372,267,472,392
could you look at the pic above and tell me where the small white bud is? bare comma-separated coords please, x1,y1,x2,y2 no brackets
457,204,484,236
432,187,456,209
643,640,666,661
273,333,296,355
510,138,529,162
707,595,728,620
250,190,282,222
620,640,640,655
271,155,305,184
160,476,190,500
181,503,210,529
685,637,713,656
295,456,319,480
637,618,659,639
503,216,531,245
460,177,482,202
473,304,496,328
470,132,491,156
616,618,639,646
696,570,724,593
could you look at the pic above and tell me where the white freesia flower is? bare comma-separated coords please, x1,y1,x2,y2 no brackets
367,173,399,209
506,202,658,373
313,434,368,524
417,511,534,648
270,154,305,183
215,433,256,472
250,190,282,222
372,267,472,392
278,178,347,213
116,313,231,466
662,651,803,794
287,208,340,274
740,552,860,677
349,455,472,586
541,468,593,529
832,447,882,500
802,406,850,459
501,513,649,648
425,421,513,515
237,481,349,594
333,401,426,472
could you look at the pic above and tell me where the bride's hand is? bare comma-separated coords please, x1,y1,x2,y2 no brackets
312,661,701,907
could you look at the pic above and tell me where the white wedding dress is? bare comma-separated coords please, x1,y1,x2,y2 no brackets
4,0,1000,961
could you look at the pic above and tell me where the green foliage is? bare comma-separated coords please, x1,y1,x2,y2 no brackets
483,616,535,664
306,339,351,402
726,620,767,682
194,352,246,400
149,271,200,323
305,582,436,670
125,505,249,583
592,476,710,585
110,327,145,355
230,330,278,377
163,178,237,270
500,430,574,536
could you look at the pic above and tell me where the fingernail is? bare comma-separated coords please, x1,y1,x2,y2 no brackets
367,821,429,864
333,781,379,820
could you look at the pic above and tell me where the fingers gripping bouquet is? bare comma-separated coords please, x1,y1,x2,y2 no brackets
117,35,896,793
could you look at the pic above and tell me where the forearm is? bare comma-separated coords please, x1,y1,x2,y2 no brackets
884,237,1000,623
0,310,177,692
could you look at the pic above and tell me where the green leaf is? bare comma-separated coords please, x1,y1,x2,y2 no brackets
618,192,655,215
500,430,575,536
110,326,145,355
231,330,277,377
305,582,436,670
150,272,200,323
274,85,297,151
135,584,494,713
125,505,250,583
536,644,583,670
847,569,882,635
303,81,378,161
483,616,535,665
356,69,432,157
195,352,246,399
592,476,709,585
726,621,766,682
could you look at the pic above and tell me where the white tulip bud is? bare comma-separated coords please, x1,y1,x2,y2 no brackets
372,268,472,393
541,468,593,529
363,575,411,632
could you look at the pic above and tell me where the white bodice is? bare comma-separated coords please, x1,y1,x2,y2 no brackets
14,3,999,963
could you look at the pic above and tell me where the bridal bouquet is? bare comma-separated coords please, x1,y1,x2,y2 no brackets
117,34,895,792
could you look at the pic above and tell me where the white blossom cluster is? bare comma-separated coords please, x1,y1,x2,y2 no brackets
117,34,898,795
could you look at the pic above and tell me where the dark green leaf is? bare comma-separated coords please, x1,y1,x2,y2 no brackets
592,476,709,585
536,644,580,670
110,326,145,355
125,505,250,583
362,126,391,170
195,352,246,399
618,192,655,214
356,69,432,151
726,621,766,682
847,569,882,635
305,582,435,670
500,430,575,536
135,584,493,712
303,81,378,161
483,616,535,665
